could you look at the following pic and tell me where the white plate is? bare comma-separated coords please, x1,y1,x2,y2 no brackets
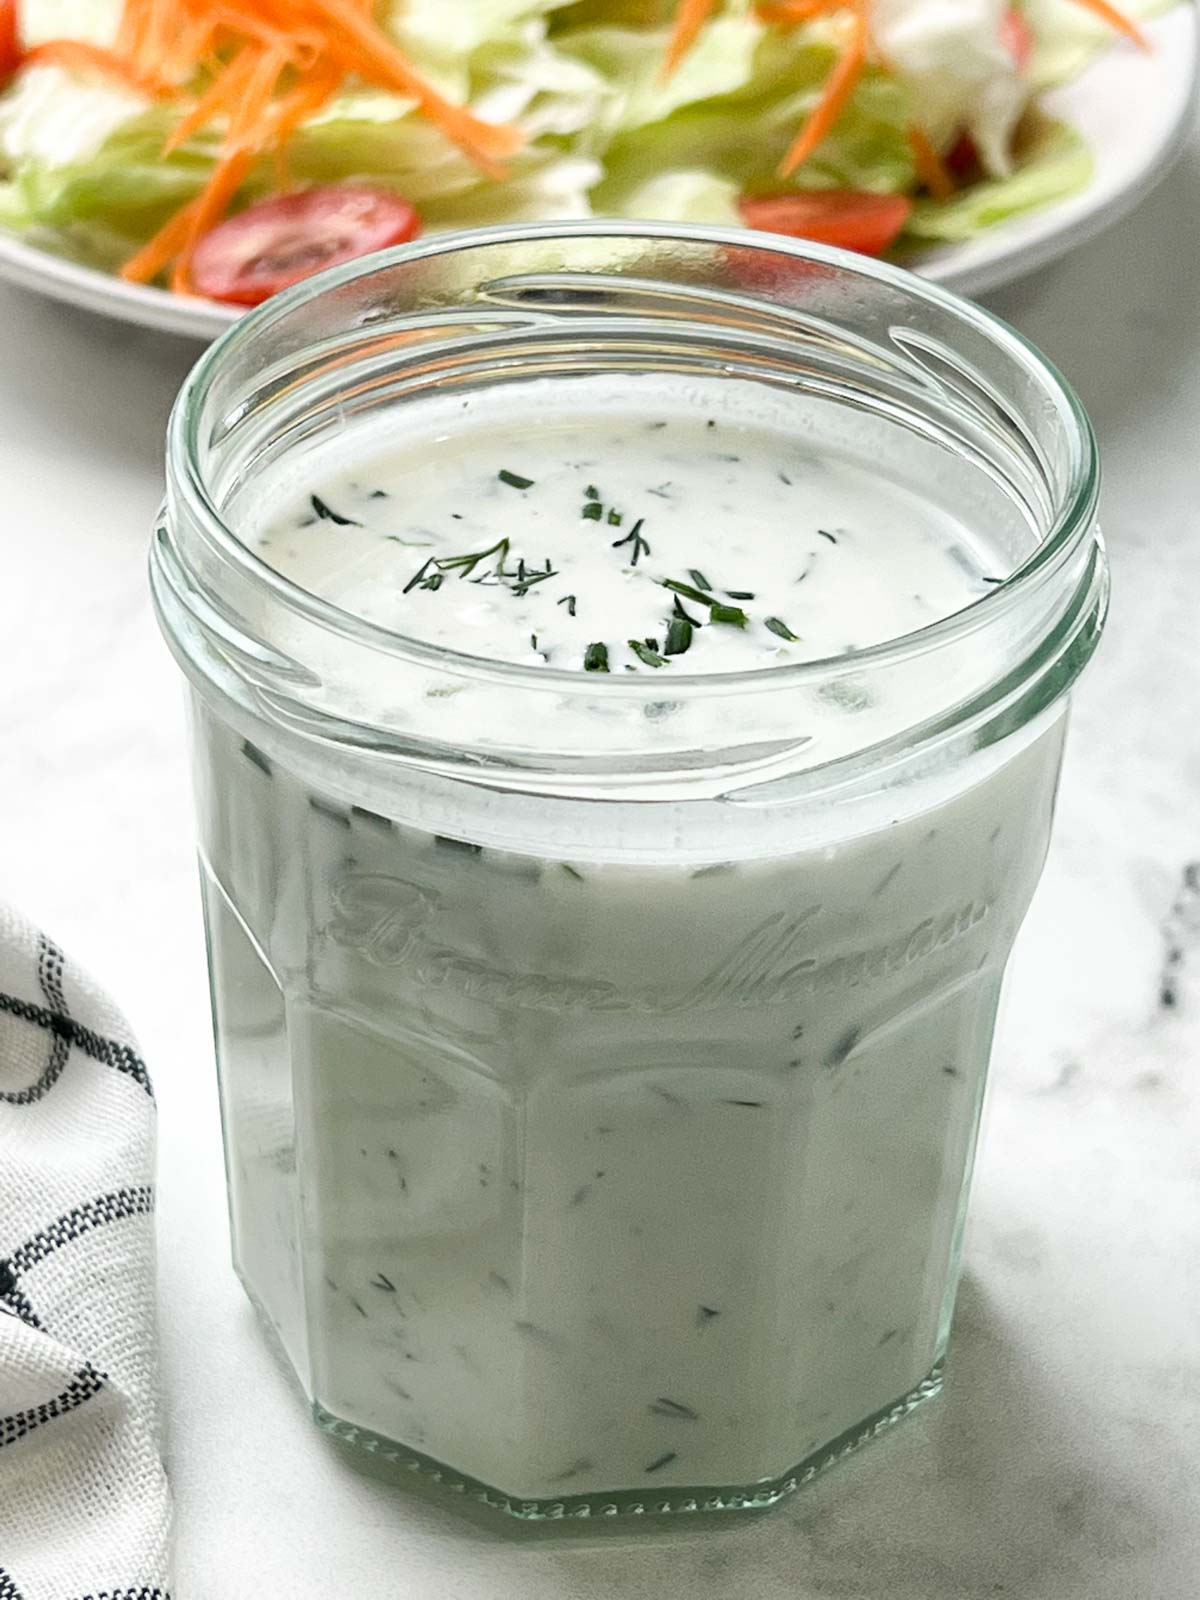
0,5,1194,339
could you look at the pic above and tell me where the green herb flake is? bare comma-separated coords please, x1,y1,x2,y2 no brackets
765,616,801,642
612,519,650,565
584,642,610,673
629,639,668,668
498,469,534,490
688,568,713,592
710,603,749,628
557,594,577,616
310,493,360,527
664,616,693,656
607,508,623,526
663,578,715,608
581,501,603,522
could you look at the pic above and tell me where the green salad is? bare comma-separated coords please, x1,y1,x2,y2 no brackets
0,0,1171,306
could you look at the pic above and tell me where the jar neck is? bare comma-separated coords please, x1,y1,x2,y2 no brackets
153,224,1103,800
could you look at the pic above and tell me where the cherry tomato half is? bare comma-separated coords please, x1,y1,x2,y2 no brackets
0,0,23,84
191,185,421,307
737,191,913,258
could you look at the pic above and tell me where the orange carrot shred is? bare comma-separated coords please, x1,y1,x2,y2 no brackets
303,0,523,167
162,47,262,154
777,3,868,177
21,0,529,286
24,39,171,96
907,125,954,201
661,0,717,79
755,0,843,22
1067,0,1149,50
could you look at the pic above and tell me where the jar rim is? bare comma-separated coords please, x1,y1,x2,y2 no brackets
164,220,1101,701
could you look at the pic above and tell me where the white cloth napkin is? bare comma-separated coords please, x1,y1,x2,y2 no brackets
0,905,171,1599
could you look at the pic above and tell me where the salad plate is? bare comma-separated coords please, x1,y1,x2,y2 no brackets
0,3,1193,340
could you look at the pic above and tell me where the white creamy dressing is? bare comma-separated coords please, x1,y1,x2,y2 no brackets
254,389,998,676
200,374,1065,1507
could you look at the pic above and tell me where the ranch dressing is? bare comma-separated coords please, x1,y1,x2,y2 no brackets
196,373,1064,1509
252,391,999,677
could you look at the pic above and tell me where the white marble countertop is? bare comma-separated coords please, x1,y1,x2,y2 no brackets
2,138,1199,1598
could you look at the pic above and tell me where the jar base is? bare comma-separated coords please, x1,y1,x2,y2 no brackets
311,1362,945,1523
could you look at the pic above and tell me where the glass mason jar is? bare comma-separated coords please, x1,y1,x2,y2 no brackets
151,223,1105,1521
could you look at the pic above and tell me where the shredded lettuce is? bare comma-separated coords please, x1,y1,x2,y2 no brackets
1024,0,1174,90
903,114,1091,242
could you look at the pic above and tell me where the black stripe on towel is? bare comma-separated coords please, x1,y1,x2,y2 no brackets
0,992,151,1100
0,1365,106,1450
9,1187,155,1276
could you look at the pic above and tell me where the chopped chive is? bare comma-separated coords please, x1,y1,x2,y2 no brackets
663,578,715,607
672,594,702,627
560,863,584,881
629,639,668,668
688,568,712,592
982,576,1003,585
696,1305,720,1327
370,1272,396,1292
607,508,623,526
710,603,748,627
557,594,577,616
664,616,693,656
584,483,600,500
584,642,610,673
765,616,801,641
644,1451,677,1474
581,501,603,522
725,590,755,601
368,487,389,499
498,468,534,490
612,519,650,565
817,528,839,544
649,1398,700,1420
310,493,360,526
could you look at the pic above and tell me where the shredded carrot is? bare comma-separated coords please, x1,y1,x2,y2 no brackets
120,198,202,283
1067,0,1149,50
907,125,954,201
161,47,264,153
755,0,843,22
303,0,523,169
660,0,717,79
170,145,256,292
21,0,527,289
24,39,171,96
777,3,868,177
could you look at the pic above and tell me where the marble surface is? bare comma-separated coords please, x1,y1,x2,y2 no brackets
2,137,1199,1598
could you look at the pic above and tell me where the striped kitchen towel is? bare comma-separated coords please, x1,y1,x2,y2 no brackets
0,904,170,1600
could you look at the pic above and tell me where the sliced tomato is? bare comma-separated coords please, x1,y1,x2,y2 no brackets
0,0,22,84
191,185,421,307
1000,6,1034,70
738,191,912,258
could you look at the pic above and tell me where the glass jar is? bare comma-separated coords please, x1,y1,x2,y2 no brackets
151,223,1104,1521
